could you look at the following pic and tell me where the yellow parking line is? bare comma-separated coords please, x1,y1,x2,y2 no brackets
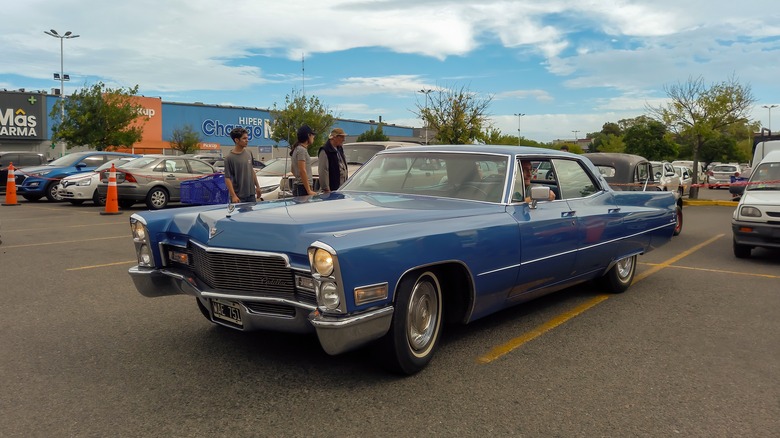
66,260,137,271
2,235,127,249
477,233,725,364
640,263,780,279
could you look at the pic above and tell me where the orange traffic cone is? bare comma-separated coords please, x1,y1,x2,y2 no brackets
100,163,122,215
2,162,20,206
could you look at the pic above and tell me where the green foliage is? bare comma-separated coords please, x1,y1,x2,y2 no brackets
357,124,390,142
270,90,336,156
647,75,755,188
50,82,145,151
623,118,678,160
480,127,523,145
417,85,493,144
595,134,625,153
169,124,202,154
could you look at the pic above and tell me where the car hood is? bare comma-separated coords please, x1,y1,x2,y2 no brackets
146,193,506,254
740,190,780,206
18,164,61,174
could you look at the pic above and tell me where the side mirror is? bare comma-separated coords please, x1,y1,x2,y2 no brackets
76,162,86,169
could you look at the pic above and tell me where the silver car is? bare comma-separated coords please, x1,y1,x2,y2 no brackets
98,155,216,209
707,163,740,189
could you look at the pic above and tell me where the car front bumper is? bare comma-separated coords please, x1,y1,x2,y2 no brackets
128,265,393,355
732,220,780,249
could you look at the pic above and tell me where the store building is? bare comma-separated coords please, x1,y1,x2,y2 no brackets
0,90,417,161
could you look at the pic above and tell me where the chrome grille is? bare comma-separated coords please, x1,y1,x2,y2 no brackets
187,241,316,305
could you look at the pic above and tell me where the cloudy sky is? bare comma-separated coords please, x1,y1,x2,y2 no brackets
2,0,779,143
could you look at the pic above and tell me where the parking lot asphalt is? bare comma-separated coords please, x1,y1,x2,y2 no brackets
0,197,778,437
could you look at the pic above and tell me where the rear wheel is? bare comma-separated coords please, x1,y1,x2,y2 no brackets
599,254,637,293
673,205,683,236
733,238,751,258
145,187,169,210
380,271,443,375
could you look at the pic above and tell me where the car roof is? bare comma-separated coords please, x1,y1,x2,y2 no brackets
759,150,780,164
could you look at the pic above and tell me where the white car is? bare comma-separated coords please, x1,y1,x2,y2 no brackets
254,157,303,200
56,156,140,206
673,165,693,197
731,150,780,258
650,161,682,198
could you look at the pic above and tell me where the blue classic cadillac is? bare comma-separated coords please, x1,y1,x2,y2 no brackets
128,145,677,374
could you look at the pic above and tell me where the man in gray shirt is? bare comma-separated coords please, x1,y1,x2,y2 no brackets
291,125,316,196
225,127,262,203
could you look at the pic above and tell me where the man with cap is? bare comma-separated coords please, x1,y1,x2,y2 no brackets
291,125,317,196
318,128,348,193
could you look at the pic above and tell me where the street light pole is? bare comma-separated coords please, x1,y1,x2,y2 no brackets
572,130,579,141
514,113,525,146
418,89,432,144
45,29,79,157
762,104,778,131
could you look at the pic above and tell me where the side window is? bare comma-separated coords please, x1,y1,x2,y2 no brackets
163,159,187,173
636,163,649,182
0,154,17,166
552,159,600,199
19,155,43,166
188,159,213,175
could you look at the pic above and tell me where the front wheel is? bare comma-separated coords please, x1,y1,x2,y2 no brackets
45,182,63,202
733,238,751,258
22,195,42,201
599,254,637,294
380,271,443,375
673,205,683,236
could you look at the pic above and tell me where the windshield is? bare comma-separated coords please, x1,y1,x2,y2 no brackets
341,152,508,203
343,144,386,165
745,161,780,191
46,154,88,167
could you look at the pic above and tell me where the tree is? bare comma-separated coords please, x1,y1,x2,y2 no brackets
357,124,390,142
595,134,626,153
169,124,202,154
269,90,335,156
415,85,493,144
623,117,679,160
50,82,145,151
648,75,756,198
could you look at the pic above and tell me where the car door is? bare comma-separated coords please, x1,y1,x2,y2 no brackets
159,158,189,200
507,157,577,299
551,158,625,278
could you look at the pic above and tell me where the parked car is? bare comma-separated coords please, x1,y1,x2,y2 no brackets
15,151,137,202
127,145,677,374
649,161,683,197
731,150,780,258
673,165,693,197
0,151,47,194
671,160,706,184
56,156,140,205
255,157,309,200
277,141,421,198
583,153,684,235
729,164,754,199
707,163,741,189
97,155,216,210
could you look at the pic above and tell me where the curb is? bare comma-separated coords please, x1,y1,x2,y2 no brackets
683,199,738,207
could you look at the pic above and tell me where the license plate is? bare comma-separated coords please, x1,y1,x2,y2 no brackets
210,299,243,327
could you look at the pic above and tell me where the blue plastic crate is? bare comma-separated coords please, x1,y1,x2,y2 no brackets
181,173,229,205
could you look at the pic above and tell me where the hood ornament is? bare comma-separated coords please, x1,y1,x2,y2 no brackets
226,203,235,218
209,227,219,239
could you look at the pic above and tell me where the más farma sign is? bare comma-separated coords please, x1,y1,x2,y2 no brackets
0,92,46,140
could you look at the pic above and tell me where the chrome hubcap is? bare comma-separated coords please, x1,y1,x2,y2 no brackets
616,256,634,281
407,279,439,352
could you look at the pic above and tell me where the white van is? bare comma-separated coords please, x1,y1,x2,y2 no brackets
731,150,780,258
751,139,780,169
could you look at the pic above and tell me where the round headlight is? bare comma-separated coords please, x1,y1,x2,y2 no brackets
313,248,334,276
132,222,147,241
319,282,340,310
138,244,152,266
